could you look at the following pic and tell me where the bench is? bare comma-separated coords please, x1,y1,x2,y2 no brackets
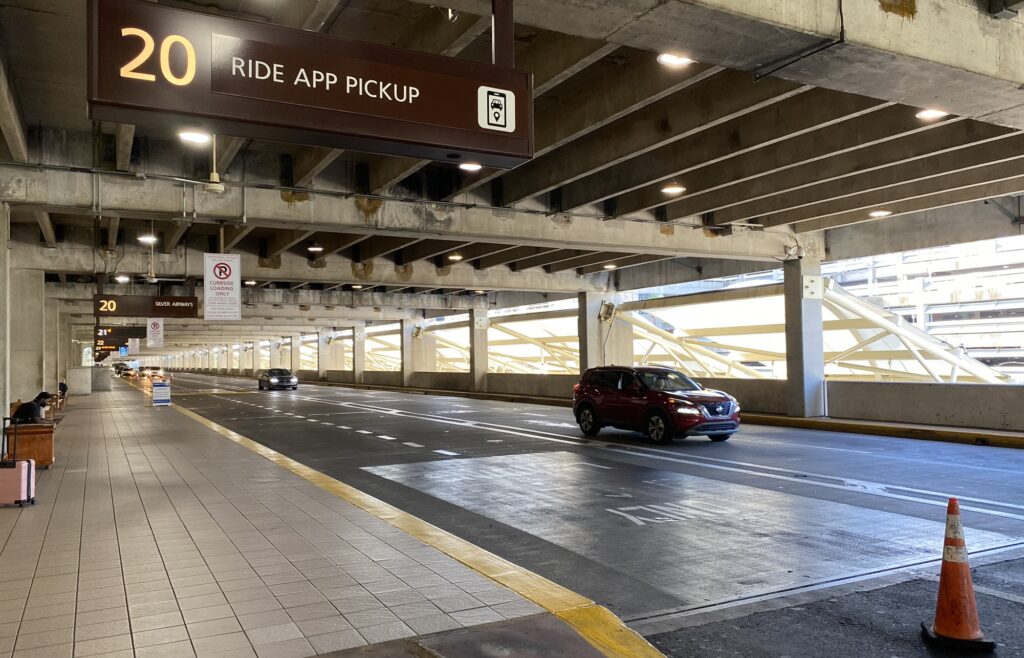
4,400,55,469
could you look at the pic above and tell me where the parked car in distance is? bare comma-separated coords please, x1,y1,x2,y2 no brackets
139,366,170,382
573,366,740,443
258,368,298,391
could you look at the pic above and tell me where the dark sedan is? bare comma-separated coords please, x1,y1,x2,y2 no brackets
257,368,299,391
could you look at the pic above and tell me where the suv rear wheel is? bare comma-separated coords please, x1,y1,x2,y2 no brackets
577,405,600,436
647,412,672,444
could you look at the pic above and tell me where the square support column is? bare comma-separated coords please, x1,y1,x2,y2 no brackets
784,258,826,417
412,331,437,373
351,322,365,384
10,269,45,400
270,339,282,368
577,292,634,372
400,320,415,387
317,329,332,379
289,334,302,374
0,204,9,414
469,308,489,392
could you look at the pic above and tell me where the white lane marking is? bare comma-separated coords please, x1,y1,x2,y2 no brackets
295,395,1024,521
321,423,334,426
337,426,351,430
403,442,425,448
434,450,460,456
579,462,612,470
356,430,373,435
377,435,397,441
306,419,318,423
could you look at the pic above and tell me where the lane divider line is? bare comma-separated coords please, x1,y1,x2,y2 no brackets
169,402,662,658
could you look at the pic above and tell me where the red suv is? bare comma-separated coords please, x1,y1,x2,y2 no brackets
573,366,740,443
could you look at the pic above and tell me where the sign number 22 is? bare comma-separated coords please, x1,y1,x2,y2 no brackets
120,27,196,86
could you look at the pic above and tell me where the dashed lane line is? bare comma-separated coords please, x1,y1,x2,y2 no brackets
434,450,460,456
402,442,425,448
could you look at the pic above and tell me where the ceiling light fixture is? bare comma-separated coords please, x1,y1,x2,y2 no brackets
138,233,157,245
915,108,949,120
473,290,486,294
661,181,686,195
244,280,257,286
657,53,695,68
306,241,325,253
459,162,483,172
869,209,893,218
178,130,211,145
603,263,618,270
351,284,364,290
114,274,131,284
447,251,464,262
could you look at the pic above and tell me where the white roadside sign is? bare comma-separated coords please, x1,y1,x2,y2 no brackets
204,253,241,321
147,318,164,348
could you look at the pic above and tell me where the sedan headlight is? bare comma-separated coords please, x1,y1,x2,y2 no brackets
270,377,279,383
290,377,298,383
673,403,702,416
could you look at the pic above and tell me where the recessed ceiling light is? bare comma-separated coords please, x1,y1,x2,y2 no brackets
869,209,893,218
603,263,618,270
244,280,257,286
473,290,485,294
661,181,686,195
114,274,130,284
459,162,483,172
351,284,364,290
306,241,325,253
915,108,949,120
137,233,157,245
447,251,464,262
657,53,695,68
178,131,211,145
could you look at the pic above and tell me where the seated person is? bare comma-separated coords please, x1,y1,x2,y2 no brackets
12,392,54,425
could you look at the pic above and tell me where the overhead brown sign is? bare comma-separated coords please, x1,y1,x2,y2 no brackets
94,295,198,318
87,0,533,168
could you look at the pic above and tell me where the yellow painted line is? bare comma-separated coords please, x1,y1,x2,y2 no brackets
171,403,663,658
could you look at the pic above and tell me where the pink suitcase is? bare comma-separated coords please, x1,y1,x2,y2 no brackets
1,418,36,507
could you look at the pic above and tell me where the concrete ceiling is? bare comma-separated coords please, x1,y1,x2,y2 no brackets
4,0,1024,326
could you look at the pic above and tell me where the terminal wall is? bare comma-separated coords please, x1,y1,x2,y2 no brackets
698,378,790,416
486,374,578,399
364,371,403,388
826,381,1024,432
410,372,473,392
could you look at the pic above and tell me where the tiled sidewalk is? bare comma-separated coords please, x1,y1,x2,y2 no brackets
0,388,542,657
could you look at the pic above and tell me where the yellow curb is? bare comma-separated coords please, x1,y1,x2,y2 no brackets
171,403,662,658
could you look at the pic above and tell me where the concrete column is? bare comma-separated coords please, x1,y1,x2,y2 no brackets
0,204,9,414
469,308,488,392
577,292,633,372
351,322,365,384
245,342,257,373
784,257,826,417
412,331,437,373
317,329,338,379
400,320,415,386
43,300,59,391
270,340,283,368
10,269,45,401
289,334,302,373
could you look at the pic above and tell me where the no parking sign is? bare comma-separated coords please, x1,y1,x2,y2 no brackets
204,253,241,321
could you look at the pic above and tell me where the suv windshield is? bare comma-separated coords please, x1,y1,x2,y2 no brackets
638,370,701,392
267,369,292,376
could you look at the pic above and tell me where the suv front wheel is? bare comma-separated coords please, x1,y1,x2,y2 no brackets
577,405,600,437
647,411,673,444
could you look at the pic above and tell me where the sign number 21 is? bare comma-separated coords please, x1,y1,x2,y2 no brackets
120,27,196,86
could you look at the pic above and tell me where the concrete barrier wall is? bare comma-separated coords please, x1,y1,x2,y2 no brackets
325,370,355,384
827,381,1024,431
699,378,790,415
67,367,92,396
364,371,402,387
297,370,319,382
410,372,472,391
91,367,112,392
486,374,578,399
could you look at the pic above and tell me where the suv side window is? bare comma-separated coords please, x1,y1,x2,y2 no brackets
619,373,639,390
588,371,620,389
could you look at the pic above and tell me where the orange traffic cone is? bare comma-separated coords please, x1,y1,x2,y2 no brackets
921,497,995,651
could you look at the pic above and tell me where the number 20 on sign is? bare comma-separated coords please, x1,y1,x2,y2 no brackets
119,27,196,86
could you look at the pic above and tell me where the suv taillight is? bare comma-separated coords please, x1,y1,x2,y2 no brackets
572,383,580,394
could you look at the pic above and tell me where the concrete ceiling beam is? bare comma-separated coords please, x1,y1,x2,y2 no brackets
509,249,586,271
265,230,316,258
163,221,191,253
115,123,134,172
500,71,807,205
105,217,120,251
571,89,892,215
665,115,1012,224
0,165,804,261
19,240,604,293
477,246,561,270
223,224,254,251
718,132,1024,225
766,158,1024,229
352,235,422,262
395,239,472,265
547,252,624,273
400,0,1024,130
577,254,674,276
